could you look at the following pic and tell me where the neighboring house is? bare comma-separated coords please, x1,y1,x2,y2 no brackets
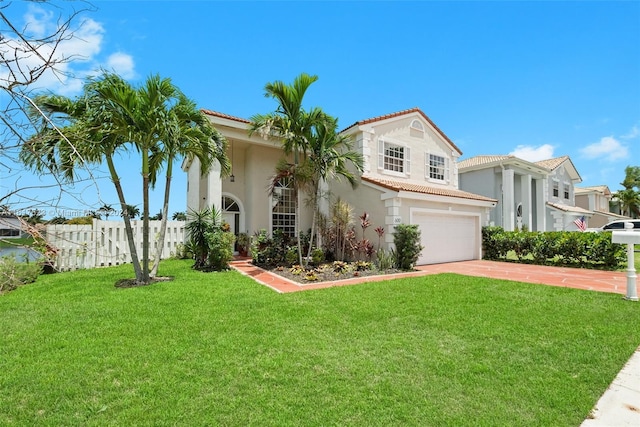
458,155,591,231
184,108,497,265
575,185,629,228
0,213,23,238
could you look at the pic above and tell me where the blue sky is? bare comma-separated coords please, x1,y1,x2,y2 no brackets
2,1,639,219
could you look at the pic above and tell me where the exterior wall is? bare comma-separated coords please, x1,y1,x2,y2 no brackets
458,168,499,225
0,216,23,238
330,179,389,246
220,143,312,236
362,115,459,190
545,166,576,230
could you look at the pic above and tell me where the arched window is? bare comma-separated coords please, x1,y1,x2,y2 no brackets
410,119,424,131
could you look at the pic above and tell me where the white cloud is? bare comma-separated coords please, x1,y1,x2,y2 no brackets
1,6,135,96
107,52,136,79
509,144,555,162
579,136,628,161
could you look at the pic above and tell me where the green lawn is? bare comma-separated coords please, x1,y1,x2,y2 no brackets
1,259,639,426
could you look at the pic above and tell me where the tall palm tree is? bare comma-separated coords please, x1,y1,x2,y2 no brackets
303,114,363,261
249,73,325,265
92,74,180,283
148,93,230,276
614,188,640,218
21,76,146,282
21,72,221,284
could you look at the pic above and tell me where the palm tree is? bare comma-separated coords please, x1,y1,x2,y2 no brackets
98,204,116,220
249,73,326,265
302,115,363,262
21,72,215,284
148,94,229,277
21,76,146,282
614,188,640,218
172,212,187,221
121,204,140,220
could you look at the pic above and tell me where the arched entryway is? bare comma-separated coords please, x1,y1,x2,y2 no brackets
221,194,245,252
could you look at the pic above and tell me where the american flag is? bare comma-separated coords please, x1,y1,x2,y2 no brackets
574,216,586,231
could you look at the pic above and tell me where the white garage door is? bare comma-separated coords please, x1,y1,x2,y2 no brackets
413,213,478,265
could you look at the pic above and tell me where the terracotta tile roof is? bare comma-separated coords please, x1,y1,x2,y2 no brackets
201,109,250,124
457,155,514,169
546,202,593,215
362,175,497,203
534,155,569,171
575,185,611,195
593,209,629,219
341,107,462,155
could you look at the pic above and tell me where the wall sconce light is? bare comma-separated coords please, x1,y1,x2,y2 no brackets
229,141,235,182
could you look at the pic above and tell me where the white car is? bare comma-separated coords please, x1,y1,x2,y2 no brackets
596,219,640,232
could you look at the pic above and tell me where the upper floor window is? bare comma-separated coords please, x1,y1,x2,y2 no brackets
427,153,447,181
563,183,570,199
410,120,424,131
552,180,559,197
410,120,425,138
378,139,410,175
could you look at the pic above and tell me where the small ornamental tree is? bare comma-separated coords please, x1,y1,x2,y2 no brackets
393,224,424,271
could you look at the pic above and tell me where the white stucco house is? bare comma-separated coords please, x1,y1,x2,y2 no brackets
458,154,593,231
183,107,497,265
574,185,629,228
0,213,23,239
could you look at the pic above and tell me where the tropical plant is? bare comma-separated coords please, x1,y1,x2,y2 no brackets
21,72,226,285
97,204,116,220
393,224,424,271
149,93,229,276
121,204,140,220
302,115,363,263
249,73,328,266
172,211,187,221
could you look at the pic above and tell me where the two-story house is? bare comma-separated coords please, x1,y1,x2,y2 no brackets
184,108,496,265
458,154,592,231
574,185,628,228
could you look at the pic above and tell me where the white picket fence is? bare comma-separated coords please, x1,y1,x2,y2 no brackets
45,219,186,271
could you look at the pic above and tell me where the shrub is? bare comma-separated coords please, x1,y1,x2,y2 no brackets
393,224,423,271
353,260,372,271
205,230,235,271
481,227,626,269
0,256,42,293
375,248,396,270
311,248,325,265
251,229,294,268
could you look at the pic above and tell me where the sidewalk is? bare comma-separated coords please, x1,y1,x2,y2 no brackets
230,258,640,426
580,347,640,426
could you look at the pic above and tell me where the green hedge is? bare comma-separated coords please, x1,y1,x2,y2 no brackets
482,226,626,269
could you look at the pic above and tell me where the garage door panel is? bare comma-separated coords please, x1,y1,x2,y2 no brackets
413,213,478,265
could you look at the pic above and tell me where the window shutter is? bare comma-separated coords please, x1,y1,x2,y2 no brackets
425,152,430,178
405,147,411,175
378,139,384,170
445,157,450,183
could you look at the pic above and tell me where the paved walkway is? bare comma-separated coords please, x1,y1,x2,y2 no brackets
230,258,632,296
230,258,640,426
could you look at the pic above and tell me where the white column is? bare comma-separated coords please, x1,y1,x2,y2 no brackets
535,178,546,231
520,174,532,230
206,161,223,211
502,169,515,231
186,158,201,212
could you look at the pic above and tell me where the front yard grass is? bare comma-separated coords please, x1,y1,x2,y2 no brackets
1,259,639,426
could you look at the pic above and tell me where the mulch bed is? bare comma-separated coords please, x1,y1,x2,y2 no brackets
268,264,404,284
115,276,174,288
